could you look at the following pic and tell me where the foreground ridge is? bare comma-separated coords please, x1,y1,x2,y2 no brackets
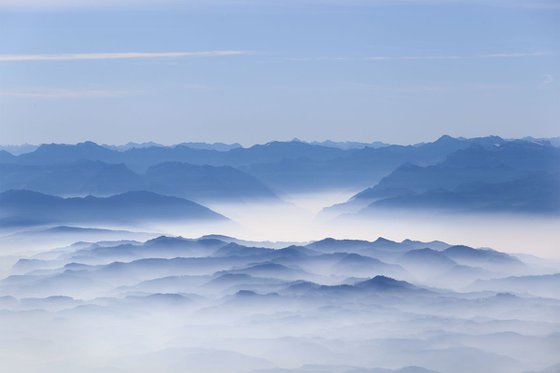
1,234,559,372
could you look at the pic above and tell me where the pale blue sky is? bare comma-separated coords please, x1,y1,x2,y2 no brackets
0,0,558,145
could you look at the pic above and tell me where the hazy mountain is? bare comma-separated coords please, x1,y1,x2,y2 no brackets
3,140,344,170
0,144,38,155
2,234,558,373
103,142,243,152
443,141,560,172
307,140,389,150
0,136,523,194
469,273,560,298
0,190,227,227
329,141,560,215
0,160,278,202
0,226,154,255
370,173,560,214
522,136,560,148
16,141,118,165
176,142,243,151
102,141,165,151
0,161,143,196
353,275,421,292
356,141,559,199
442,245,523,267
243,135,508,192
0,150,16,163
401,248,457,269
144,161,276,200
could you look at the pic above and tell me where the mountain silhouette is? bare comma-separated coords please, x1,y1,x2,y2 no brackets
0,190,227,227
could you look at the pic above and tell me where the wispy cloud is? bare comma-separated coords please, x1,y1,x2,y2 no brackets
364,55,462,61
0,88,146,98
479,52,550,58
286,51,552,62
365,51,550,61
0,50,248,62
0,0,191,9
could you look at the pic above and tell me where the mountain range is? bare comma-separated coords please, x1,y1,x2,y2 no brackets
1,233,558,372
0,135,537,192
0,160,277,202
0,190,227,228
1,135,559,214
327,141,560,215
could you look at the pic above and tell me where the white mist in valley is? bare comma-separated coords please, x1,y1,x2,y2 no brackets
1,191,559,373
179,193,560,259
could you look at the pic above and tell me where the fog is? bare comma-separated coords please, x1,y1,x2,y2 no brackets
201,192,560,259
1,191,559,373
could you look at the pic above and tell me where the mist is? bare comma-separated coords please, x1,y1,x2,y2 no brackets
185,193,560,259
0,189,559,372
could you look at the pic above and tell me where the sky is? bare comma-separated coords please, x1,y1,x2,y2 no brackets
0,0,558,146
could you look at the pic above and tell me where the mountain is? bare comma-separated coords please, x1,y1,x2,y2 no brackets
0,136,519,194
101,141,165,151
356,141,559,200
144,161,276,201
354,275,419,292
401,248,458,269
442,245,523,267
16,141,118,165
0,150,16,163
443,141,560,171
522,136,560,148
242,135,507,192
370,173,560,214
0,160,278,202
104,141,242,152
0,190,227,227
0,161,143,196
330,141,560,215
284,275,426,298
307,140,389,150
0,144,38,156
0,233,556,373
469,273,560,299
176,142,242,151
306,237,416,255
1,140,344,170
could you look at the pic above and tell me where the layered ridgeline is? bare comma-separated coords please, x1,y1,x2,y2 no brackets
1,135,558,196
1,234,559,372
326,140,560,216
2,136,559,216
0,190,227,228
0,161,277,202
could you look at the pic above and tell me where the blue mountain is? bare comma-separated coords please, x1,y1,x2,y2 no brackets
0,160,278,201
0,136,515,193
335,141,560,215
371,173,560,214
0,150,16,163
144,161,276,200
0,190,227,227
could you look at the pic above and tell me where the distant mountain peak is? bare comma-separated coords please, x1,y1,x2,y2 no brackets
435,134,457,142
145,235,189,246
373,237,397,245
77,140,101,147
355,275,415,290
